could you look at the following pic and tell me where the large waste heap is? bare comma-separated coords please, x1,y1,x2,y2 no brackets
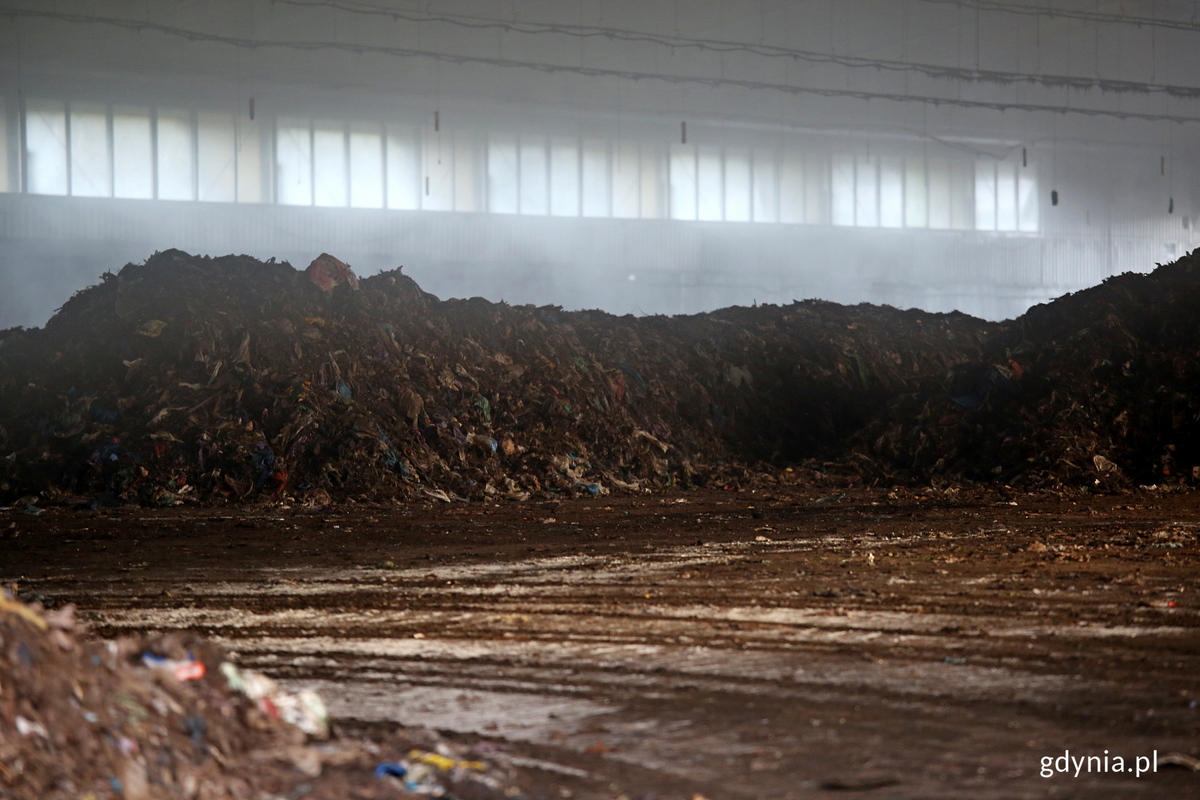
0,250,989,505
861,250,1200,489
3,248,1198,504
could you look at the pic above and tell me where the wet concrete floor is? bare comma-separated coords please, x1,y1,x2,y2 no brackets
3,487,1198,798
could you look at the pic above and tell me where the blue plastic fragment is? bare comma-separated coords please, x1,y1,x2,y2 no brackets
615,361,647,388
337,380,353,399
374,762,408,779
575,482,601,495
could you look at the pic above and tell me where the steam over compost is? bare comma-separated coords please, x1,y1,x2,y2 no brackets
0,248,1198,506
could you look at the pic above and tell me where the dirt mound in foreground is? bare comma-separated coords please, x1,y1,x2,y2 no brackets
0,592,517,799
0,250,989,505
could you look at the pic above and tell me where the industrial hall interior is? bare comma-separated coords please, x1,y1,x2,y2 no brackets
4,3,1200,800
0,0,1196,329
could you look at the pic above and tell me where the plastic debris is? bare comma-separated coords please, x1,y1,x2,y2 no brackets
0,591,515,799
374,762,408,778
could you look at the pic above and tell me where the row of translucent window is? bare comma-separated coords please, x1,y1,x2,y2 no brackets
19,100,265,202
9,99,1037,232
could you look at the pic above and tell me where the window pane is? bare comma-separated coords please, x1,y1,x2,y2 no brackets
348,124,383,208
113,108,152,199
453,130,478,213
386,125,419,210
804,154,827,224
487,134,518,214
927,158,951,229
581,138,610,217
752,149,777,223
640,143,664,218
423,128,454,211
550,136,580,217
612,140,639,219
855,155,878,227
904,157,927,228
669,144,696,221
519,134,548,215
235,118,264,203
975,161,997,231
313,122,347,207
951,160,974,230
880,157,903,228
157,110,194,201
70,105,110,197
276,118,311,205
1018,168,1039,232
197,112,236,203
0,96,8,193
831,154,855,226
26,99,68,196
996,162,1018,231
724,147,751,222
697,145,722,221
780,152,805,224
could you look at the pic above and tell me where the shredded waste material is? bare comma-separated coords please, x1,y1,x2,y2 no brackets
0,250,988,506
0,247,1197,506
0,590,522,799
860,251,1200,489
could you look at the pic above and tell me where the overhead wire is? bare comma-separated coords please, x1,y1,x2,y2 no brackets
266,0,1200,99
914,0,1200,33
3,7,1200,124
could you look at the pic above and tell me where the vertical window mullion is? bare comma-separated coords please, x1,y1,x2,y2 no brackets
719,146,726,221
233,115,241,203
150,107,159,200
17,92,27,194
64,101,72,196
188,110,197,201
878,155,888,226
343,121,351,207
380,127,388,210
269,115,277,205
106,105,115,198
846,155,854,226
776,151,782,223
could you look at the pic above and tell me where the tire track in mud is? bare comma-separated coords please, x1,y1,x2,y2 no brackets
5,492,1199,798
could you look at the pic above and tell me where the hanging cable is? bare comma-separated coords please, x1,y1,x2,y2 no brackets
914,0,1200,33
4,7,1200,124
262,0,1200,99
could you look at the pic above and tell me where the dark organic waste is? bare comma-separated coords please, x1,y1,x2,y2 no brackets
0,247,1198,506
860,250,1200,489
0,250,989,506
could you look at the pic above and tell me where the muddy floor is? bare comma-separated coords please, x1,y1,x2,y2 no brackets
3,487,1198,799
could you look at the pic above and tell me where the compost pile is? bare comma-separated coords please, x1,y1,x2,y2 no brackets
861,250,1200,488
0,250,990,506
0,591,521,800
